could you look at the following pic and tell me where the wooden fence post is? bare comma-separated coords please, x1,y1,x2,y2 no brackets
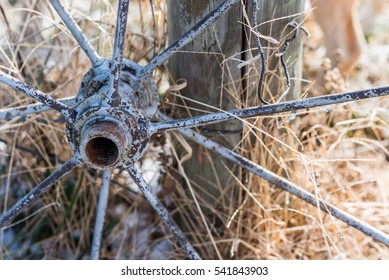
167,0,305,211
167,0,243,212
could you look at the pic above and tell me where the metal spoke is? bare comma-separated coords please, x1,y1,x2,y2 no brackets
141,0,240,75
106,0,130,103
157,112,389,246
49,0,101,67
150,85,389,134
0,97,76,120
0,156,81,229
126,165,201,260
0,72,73,117
91,169,112,260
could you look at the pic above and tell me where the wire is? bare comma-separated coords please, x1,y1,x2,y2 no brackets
251,0,269,105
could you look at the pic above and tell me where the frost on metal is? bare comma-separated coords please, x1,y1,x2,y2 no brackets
142,0,241,74
0,156,81,228
126,166,201,260
91,169,112,260
0,72,72,117
120,136,173,194
49,0,101,66
150,85,389,133
0,97,76,120
158,113,389,247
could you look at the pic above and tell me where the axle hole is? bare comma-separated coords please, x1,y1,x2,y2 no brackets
85,137,119,167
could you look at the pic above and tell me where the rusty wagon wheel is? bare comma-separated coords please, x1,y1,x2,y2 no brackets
0,0,389,259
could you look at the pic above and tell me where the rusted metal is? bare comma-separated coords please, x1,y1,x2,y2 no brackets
126,165,201,260
106,0,130,104
49,0,101,67
65,96,151,170
157,112,389,246
91,169,112,260
150,85,389,133
77,59,158,118
80,121,127,168
0,156,81,229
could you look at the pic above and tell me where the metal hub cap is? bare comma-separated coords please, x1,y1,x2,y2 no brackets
66,101,151,170
65,60,156,170
81,120,126,167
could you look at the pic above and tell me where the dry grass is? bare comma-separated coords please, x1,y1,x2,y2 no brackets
0,0,388,260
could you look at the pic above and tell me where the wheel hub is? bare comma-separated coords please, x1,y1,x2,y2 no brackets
66,60,157,170
80,119,127,167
